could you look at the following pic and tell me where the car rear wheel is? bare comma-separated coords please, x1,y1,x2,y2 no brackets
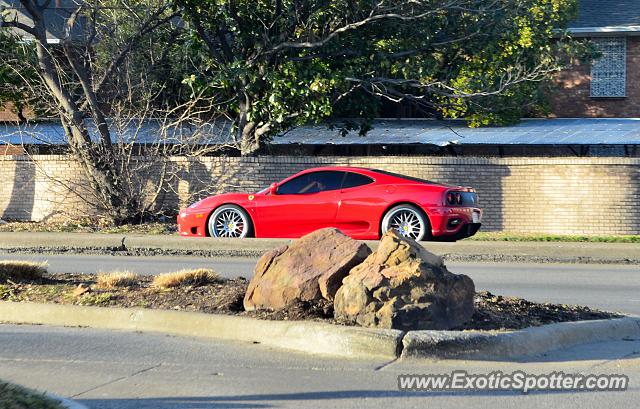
208,205,252,238
381,204,430,241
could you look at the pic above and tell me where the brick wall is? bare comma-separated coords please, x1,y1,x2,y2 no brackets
549,36,640,117
1,155,638,235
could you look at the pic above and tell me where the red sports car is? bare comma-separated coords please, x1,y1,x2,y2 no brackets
178,167,482,241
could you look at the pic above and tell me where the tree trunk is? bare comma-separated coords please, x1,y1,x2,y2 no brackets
240,124,261,155
33,37,139,224
237,94,261,155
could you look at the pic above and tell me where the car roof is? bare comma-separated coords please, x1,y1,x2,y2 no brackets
297,166,372,174
294,166,446,186
294,166,384,178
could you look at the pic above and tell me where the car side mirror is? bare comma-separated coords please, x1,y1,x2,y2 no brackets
269,182,278,195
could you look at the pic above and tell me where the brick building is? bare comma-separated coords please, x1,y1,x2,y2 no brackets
550,0,640,117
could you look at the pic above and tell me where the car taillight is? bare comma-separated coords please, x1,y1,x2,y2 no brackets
446,192,463,205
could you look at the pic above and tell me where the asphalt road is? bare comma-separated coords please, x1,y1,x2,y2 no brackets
0,324,638,409
1,252,639,314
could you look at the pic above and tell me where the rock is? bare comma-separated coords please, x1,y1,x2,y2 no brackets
334,230,475,330
243,228,372,311
73,283,90,297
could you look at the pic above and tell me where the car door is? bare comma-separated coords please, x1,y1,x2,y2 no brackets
335,171,381,238
254,171,345,238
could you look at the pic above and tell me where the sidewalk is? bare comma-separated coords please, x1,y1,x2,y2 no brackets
0,232,638,264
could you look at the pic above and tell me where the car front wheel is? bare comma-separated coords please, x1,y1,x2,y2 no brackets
381,204,430,241
208,205,252,238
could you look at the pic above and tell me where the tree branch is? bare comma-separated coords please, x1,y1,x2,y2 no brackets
62,4,112,147
266,1,472,53
0,19,37,36
81,5,178,111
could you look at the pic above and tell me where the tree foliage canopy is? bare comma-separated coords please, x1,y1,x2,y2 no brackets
176,0,587,152
0,30,40,120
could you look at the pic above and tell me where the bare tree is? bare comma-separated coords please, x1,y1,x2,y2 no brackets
1,0,227,224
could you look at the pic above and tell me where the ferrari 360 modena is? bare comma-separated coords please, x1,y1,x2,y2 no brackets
178,166,482,241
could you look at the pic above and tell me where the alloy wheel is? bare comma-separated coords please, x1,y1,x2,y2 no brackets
209,206,250,238
382,206,427,241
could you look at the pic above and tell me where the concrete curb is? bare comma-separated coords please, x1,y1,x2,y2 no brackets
0,301,402,360
1,301,638,361
401,316,640,360
46,393,90,409
1,232,639,264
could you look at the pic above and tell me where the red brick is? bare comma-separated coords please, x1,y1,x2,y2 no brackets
549,37,640,117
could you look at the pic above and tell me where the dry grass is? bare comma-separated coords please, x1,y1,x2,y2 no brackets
0,260,48,282
152,268,221,289
96,271,138,289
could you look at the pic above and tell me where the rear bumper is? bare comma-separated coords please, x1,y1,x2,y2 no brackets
450,222,482,240
430,206,482,240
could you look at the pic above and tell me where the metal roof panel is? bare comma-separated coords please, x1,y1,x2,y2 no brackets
3,118,640,146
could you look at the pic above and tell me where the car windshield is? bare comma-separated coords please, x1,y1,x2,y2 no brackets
368,169,443,185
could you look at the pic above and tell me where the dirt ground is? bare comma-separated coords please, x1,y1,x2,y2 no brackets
0,273,621,331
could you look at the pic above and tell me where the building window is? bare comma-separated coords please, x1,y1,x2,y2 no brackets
590,37,626,98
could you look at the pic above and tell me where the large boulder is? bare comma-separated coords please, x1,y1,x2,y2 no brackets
334,230,475,330
243,228,372,311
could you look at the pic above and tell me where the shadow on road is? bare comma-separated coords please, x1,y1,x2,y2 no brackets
79,387,623,408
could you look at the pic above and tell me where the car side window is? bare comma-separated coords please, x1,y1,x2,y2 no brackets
277,171,345,194
342,172,374,189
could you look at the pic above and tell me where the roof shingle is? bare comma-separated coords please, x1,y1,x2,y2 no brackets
569,0,640,29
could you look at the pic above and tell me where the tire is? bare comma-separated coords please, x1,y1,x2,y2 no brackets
208,204,253,238
381,204,431,241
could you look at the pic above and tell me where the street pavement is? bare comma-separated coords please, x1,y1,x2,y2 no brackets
0,324,638,409
2,232,639,264
0,252,639,408
1,252,639,315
